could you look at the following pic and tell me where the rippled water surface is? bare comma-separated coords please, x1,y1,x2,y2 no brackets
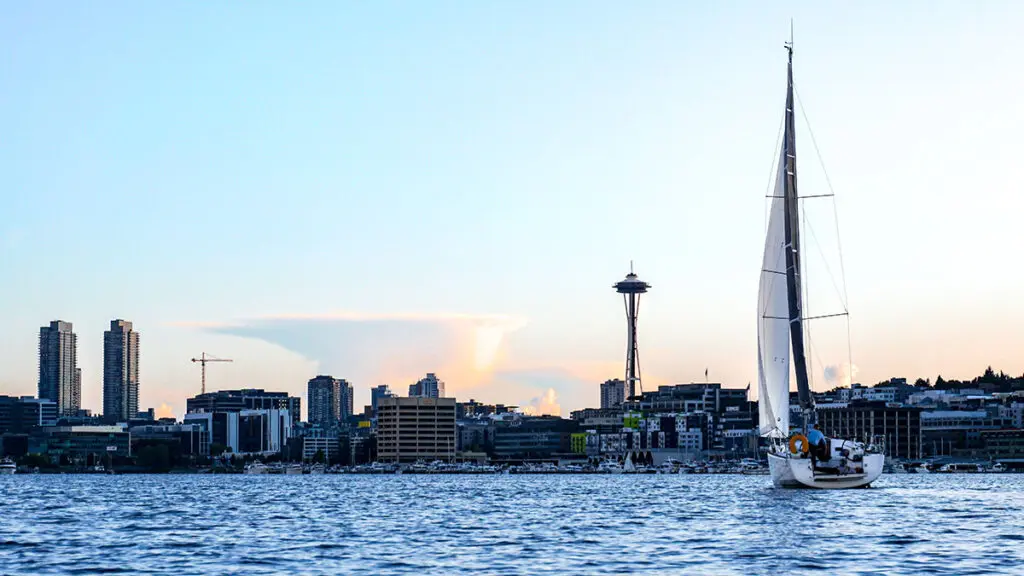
2,474,1023,574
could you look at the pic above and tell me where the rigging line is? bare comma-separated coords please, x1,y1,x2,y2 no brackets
807,335,830,394
763,111,786,233
801,213,849,313
763,312,848,321
802,192,813,391
794,85,852,310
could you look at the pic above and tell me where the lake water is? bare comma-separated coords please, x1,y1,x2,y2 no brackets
2,474,1022,575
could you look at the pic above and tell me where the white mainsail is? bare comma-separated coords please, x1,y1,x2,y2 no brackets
757,151,791,437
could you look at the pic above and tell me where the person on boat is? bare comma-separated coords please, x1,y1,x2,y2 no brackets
807,424,828,465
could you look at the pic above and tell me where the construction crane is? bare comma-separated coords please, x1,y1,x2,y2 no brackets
191,352,233,395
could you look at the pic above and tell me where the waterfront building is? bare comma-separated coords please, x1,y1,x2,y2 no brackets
38,425,131,461
621,413,707,461
183,408,292,456
570,408,624,434
299,427,341,463
129,423,207,457
376,397,456,463
103,319,140,423
599,379,625,409
38,320,81,416
920,409,1008,457
456,418,493,452
982,429,1024,464
186,389,301,426
0,396,58,434
622,383,756,452
491,415,578,460
816,400,923,460
999,402,1024,429
408,373,445,399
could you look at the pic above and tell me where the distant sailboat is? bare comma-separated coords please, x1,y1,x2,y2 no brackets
758,40,884,489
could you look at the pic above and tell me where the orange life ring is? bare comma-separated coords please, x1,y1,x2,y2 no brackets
789,433,809,455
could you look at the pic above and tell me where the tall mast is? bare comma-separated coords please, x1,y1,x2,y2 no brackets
782,42,813,423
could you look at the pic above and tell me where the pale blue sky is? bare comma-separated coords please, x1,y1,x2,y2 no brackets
2,2,1022,418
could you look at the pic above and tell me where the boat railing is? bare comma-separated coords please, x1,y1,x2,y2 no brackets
866,435,886,454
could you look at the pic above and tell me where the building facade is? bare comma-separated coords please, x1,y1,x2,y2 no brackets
376,397,456,463
816,401,923,460
40,425,131,461
186,389,301,425
38,320,81,416
491,416,578,460
599,379,625,409
0,396,58,434
103,319,140,422
982,429,1024,463
308,375,342,426
183,408,292,455
920,409,1008,457
129,423,208,457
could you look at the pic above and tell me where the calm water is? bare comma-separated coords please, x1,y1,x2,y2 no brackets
2,474,1023,575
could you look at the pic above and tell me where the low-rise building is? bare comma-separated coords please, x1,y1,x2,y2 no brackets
491,415,578,460
37,425,131,461
129,423,207,456
0,396,58,434
183,408,292,456
982,429,1024,463
920,409,1008,457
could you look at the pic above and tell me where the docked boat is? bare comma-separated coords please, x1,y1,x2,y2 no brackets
0,458,16,475
757,40,884,489
244,462,268,475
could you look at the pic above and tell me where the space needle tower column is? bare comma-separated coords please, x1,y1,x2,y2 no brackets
614,263,651,402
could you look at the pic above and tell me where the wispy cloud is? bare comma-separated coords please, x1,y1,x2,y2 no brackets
173,312,530,406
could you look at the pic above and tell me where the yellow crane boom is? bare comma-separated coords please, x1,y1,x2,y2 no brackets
190,352,233,394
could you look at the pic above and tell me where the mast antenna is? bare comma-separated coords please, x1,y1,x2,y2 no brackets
785,19,794,53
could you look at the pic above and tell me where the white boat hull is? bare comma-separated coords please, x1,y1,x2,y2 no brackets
768,451,884,489
0,467,15,475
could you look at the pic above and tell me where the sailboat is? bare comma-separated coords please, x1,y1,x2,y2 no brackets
757,40,884,489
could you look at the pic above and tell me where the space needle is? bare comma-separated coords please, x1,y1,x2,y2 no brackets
614,263,650,401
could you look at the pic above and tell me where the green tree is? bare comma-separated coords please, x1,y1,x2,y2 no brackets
312,449,325,464
210,443,227,457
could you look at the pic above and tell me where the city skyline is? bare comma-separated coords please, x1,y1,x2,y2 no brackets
2,3,1023,418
